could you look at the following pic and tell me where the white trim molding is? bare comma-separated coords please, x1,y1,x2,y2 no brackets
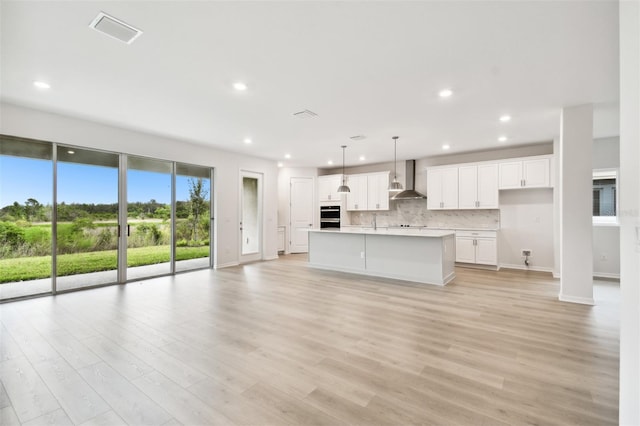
499,263,553,274
214,261,240,269
558,294,595,305
593,272,620,280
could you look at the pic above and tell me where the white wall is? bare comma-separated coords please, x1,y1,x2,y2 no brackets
593,136,620,169
593,226,621,279
619,1,640,422
498,189,554,272
0,102,280,267
277,167,317,253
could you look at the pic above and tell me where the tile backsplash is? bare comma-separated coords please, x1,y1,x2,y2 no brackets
348,199,500,229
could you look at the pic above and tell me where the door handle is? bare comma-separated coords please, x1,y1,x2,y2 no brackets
117,225,121,237
127,225,130,236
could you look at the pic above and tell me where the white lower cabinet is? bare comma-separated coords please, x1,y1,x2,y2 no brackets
455,230,497,266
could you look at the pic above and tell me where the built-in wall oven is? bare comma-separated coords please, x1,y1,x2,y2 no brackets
320,205,341,229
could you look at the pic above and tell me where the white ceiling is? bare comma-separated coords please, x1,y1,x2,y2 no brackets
1,1,619,167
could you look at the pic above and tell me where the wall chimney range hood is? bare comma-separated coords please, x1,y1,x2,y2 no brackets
391,160,427,200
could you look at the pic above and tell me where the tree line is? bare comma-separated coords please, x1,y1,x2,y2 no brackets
1,178,210,223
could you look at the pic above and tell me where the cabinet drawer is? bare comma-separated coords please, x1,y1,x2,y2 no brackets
455,230,497,238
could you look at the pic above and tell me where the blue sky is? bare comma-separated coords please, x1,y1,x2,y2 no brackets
0,156,208,207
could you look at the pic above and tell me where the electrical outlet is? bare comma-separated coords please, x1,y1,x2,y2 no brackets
521,249,531,257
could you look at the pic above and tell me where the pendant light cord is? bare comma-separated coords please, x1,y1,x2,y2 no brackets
393,136,398,182
342,145,347,184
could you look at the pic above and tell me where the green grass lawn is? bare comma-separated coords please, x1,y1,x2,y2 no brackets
0,245,209,283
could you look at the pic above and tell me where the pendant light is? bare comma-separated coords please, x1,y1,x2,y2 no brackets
337,145,351,193
389,136,403,192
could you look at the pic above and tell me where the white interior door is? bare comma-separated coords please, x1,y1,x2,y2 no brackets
240,170,263,263
290,177,314,253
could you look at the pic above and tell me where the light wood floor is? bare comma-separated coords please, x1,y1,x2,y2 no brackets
0,254,619,425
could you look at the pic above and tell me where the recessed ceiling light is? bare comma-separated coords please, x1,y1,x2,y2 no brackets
284,153,291,159
243,138,252,144
233,82,247,91
327,160,334,165
498,136,508,142
439,89,453,98
499,115,511,122
277,162,283,168
359,156,365,161
442,144,450,150
67,150,75,154
33,81,50,89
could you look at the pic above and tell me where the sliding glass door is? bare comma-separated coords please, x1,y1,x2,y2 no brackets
126,156,173,281
175,163,212,272
0,137,53,299
55,146,120,291
1,135,215,300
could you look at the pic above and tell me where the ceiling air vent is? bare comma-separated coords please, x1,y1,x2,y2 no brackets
293,109,318,119
89,12,143,44
349,135,366,141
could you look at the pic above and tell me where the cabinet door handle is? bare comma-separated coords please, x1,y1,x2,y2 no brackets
376,203,379,209
523,179,526,187
328,195,331,200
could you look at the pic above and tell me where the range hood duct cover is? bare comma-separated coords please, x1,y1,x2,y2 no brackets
391,160,427,200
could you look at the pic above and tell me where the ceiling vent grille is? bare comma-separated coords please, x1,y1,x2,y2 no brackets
349,135,366,141
293,109,318,119
89,12,143,44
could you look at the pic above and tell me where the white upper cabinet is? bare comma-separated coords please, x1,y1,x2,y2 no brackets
318,174,343,202
345,172,390,211
345,174,368,211
427,167,458,210
459,164,499,209
367,172,390,211
522,158,550,188
499,157,550,189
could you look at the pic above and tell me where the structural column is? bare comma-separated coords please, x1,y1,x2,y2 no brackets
558,104,593,305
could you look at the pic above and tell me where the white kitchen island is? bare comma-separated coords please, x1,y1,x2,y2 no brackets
308,228,456,286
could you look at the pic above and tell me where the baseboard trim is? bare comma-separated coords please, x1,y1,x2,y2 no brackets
499,263,553,273
214,261,239,269
558,294,595,305
263,255,279,261
455,262,499,271
593,272,620,280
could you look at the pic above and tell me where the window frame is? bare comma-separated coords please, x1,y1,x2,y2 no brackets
592,168,619,226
